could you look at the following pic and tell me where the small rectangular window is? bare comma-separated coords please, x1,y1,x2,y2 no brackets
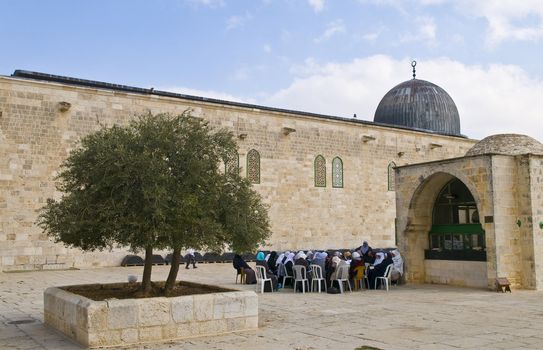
452,234,463,250
444,234,452,250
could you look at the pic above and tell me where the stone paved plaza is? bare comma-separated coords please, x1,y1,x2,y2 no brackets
1,263,543,350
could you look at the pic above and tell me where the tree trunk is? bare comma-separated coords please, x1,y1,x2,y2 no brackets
141,245,154,295
164,246,181,295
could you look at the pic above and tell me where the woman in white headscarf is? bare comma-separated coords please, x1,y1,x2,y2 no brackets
312,251,327,272
276,252,288,277
294,251,308,268
373,252,385,266
283,252,296,286
330,255,347,281
368,252,393,289
276,253,285,266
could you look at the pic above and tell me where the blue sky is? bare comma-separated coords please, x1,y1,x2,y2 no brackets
2,0,543,139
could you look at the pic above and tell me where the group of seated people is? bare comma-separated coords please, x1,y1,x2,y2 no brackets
232,241,402,292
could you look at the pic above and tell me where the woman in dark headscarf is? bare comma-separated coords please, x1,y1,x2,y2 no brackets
256,252,278,291
267,251,278,275
233,254,256,284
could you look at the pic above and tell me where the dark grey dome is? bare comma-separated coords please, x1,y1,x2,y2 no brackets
373,79,461,136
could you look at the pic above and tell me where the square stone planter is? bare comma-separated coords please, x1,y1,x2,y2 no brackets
43,282,258,348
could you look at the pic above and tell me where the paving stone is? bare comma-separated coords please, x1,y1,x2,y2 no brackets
1,264,543,349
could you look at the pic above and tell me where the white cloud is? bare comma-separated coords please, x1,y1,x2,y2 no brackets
421,0,543,46
400,16,436,43
314,20,346,43
226,12,253,30
308,0,325,13
363,0,543,46
159,86,251,104
185,0,225,8
262,55,543,140
361,28,383,41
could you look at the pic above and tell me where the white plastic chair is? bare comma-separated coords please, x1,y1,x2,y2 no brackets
310,264,327,293
334,265,352,293
375,264,393,291
363,265,371,289
255,265,273,293
293,265,309,293
279,263,293,288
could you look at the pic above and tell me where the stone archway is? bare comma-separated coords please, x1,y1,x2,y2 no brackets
396,166,493,288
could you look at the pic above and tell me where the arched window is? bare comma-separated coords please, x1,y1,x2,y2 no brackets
332,157,343,188
246,149,260,184
387,161,396,191
224,152,239,175
427,178,485,261
314,155,326,187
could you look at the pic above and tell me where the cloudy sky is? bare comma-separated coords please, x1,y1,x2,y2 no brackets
1,0,543,139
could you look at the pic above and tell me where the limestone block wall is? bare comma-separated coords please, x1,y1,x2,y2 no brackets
0,75,476,271
44,284,258,348
489,156,524,286
424,260,487,288
528,155,543,289
513,155,537,289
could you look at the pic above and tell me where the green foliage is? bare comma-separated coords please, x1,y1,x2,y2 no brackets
38,111,271,259
219,173,270,253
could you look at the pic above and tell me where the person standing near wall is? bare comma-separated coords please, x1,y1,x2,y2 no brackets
185,248,197,269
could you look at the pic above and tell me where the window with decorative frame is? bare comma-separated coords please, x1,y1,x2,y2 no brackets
387,161,396,191
332,157,343,188
224,152,239,175
246,149,260,184
314,155,326,187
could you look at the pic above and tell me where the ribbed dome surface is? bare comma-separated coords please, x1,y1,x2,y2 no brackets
466,134,543,157
374,79,461,136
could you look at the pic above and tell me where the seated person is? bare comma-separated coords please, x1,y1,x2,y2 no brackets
310,251,327,289
294,251,310,291
349,251,365,280
233,254,256,284
329,253,347,281
283,252,296,287
343,251,352,264
256,252,278,291
324,253,335,284
275,252,286,276
294,251,309,268
305,250,314,264
311,251,327,275
365,250,376,265
368,252,393,289
357,241,373,260
267,251,279,275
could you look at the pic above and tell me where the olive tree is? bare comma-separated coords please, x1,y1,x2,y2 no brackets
39,111,271,296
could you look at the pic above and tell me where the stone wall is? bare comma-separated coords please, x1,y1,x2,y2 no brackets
489,155,523,286
424,260,487,288
44,284,258,348
0,75,476,271
528,155,543,289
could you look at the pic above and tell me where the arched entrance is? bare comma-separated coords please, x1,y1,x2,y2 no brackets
399,172,489,288
427,178,486,262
